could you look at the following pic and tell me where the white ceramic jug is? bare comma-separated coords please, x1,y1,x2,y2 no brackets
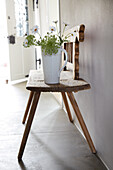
42,47,68,84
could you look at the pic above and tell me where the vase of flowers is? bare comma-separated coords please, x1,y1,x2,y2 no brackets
23,21,76,84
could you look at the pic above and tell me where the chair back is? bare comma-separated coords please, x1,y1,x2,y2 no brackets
63,24,85,80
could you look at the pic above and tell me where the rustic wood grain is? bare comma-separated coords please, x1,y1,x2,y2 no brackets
22,91,34,124
74,37,79,80
26,70,91,92
64,42,73,63
18,92,41,161
18,69,94,161
79,24,85,42
67,92,96,154
63,24,85,80
61,92,73,123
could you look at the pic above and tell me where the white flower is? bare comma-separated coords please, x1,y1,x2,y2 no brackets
49,26,56,32
63,22,69,27
24,39,28,47
53,20,58,24
70,32,76,37
32,25,39,34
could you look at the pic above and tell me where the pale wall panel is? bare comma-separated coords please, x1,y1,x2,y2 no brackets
60,0,113,169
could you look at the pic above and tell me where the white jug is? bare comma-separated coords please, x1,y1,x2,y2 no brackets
42,47,68,84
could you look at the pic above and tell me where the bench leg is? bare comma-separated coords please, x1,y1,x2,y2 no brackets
22,91,34,124
61,92,73,123
18,92,41,161
67,92,96,154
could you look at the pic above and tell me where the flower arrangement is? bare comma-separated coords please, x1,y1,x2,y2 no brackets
23,21,76,55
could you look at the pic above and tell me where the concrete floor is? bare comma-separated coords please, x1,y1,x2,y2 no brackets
0,82,107,170
0,66,8,84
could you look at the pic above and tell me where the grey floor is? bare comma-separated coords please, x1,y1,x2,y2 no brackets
0,82,107,170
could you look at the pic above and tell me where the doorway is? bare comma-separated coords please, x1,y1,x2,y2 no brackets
0,1,9,84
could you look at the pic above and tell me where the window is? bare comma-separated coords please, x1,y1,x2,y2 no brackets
14,0,29,37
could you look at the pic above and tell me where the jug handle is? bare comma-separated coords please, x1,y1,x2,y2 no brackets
58,48,68,77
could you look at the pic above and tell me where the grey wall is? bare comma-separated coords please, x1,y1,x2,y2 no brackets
60,0,113,169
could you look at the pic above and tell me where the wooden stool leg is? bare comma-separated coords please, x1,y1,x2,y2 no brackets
18,92,41,161
67,92,96,153
22,91,34,124
61,92,73,123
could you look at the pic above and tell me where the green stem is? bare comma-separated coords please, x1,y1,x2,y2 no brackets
65,33,72,39
38,32,42,39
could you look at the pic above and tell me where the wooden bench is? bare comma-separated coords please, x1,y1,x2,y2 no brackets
18,71,96,161
18,24,96,161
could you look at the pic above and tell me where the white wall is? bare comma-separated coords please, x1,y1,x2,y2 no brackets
39,0,48,37
60,0,113,169
47,0,59,26
39,0,59,36
28,0,35,33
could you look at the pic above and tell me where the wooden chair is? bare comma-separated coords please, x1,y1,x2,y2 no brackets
19,24,96,161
